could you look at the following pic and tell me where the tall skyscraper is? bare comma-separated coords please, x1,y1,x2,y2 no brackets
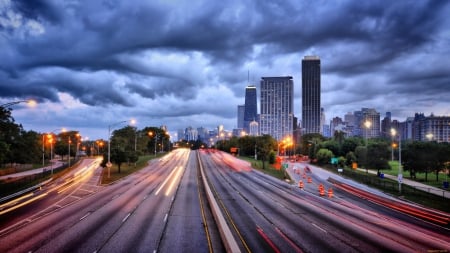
260,76,294,141
237,104,245,129
302,56,321,134
244,85,257,133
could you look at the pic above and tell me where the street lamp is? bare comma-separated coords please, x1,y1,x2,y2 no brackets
363,120,372,173
391,128,402,193
107,120,129,178
364,120,372,146
46,128,61,175
148,131,158,156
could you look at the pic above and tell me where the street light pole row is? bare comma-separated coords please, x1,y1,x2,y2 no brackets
391,128,402,193
107,120,129,178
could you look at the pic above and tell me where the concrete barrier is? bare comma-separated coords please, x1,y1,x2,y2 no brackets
197,151,241,253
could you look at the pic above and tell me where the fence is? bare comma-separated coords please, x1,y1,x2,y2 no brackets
341,169,449,212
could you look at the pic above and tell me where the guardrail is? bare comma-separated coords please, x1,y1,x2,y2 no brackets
0,178,52,204
197,151,241,253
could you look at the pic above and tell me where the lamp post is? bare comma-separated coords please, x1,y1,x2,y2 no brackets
107,120,128,178
148,131,159,156
364,120,372,173
68,137,71,168
364,120,372,146
42,134,45,167
391,128,402,193
47,128,61,175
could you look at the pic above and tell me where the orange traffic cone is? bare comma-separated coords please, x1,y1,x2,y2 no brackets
328,188,333,198
298,180,304,189
307,177,312,183
318,184,325,196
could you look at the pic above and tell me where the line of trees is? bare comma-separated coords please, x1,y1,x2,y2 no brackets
0,107,42,167
216,135,278,169
302,131,450,182
99,126,171,172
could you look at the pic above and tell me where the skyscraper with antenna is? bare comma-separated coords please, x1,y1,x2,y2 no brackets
243,71,257,133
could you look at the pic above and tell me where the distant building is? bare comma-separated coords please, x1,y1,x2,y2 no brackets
413,114,450,142
320,107,326,135
361,108,381,138
197,127,209,142
244,85,257,132
381,112,392,138
330,116,344,136
177,129,184,142
184,126,198,141
237,105,245,129
302,56,321,134
260,76,294,141
249,120,259,136
232,128,245,137
344,112,356,136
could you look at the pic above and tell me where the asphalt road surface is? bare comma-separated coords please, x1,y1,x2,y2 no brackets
0,149,449,253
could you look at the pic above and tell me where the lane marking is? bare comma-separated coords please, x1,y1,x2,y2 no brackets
79,212,91,221
312,223,327,233
155,166,179,196
122,213,131,223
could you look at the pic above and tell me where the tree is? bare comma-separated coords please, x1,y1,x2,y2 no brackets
316,148,334,165
355,146,367,169
0,107,22,165
366,142,390,174
345,151,357,167
333,130,346,155
319,140,340,157
342,137,364,156
111,148,127,173
300,133,325,156
255,135,277,169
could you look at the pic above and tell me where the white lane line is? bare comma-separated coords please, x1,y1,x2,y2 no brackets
122,213,131,223
163,213,168,223
312,223,327,233
80,212,91,221
155,166,179,195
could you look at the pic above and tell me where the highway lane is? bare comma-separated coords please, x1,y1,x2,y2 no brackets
158,150,224,253
0,157,103,229
200,149,450,252
0,149,222,253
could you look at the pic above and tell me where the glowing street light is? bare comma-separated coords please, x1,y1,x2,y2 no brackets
391,128,402,193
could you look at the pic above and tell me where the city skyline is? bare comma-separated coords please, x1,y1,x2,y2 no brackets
1,1,450,140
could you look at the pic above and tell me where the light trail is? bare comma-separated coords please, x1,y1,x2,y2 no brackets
154,166,179,196
0,193,48,215
165,166,184,196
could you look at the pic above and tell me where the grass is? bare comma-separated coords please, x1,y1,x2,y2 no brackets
100,154,164,185
322,164,450,212
239,156,291,182
381,161,450,189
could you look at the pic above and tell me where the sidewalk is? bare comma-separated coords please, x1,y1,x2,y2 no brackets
0,160,64,181
358,168,450,199
285,162,449,199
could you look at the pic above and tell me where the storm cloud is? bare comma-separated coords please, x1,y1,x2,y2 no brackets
1,0,449,139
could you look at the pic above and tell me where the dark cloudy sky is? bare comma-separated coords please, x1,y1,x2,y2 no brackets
1,0,449,140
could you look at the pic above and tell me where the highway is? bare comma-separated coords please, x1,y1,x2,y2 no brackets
0,149,220,253
199,149,450,252
0,148,449,253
